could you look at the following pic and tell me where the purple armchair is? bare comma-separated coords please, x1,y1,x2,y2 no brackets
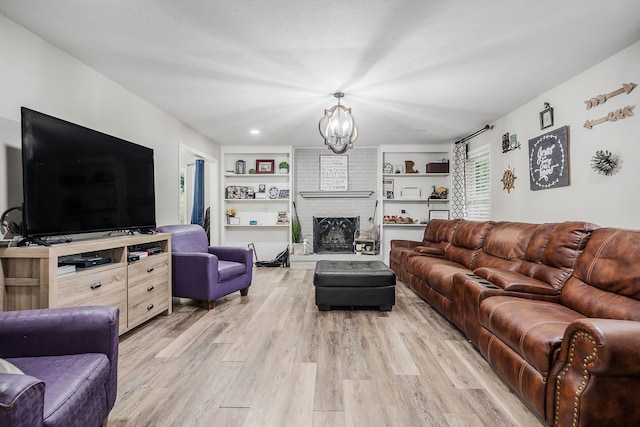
0,306,119,427
156,224,253,309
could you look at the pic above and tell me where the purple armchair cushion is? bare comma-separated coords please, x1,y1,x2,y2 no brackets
0,373,45,427
218,260,247,282
10,354,110,426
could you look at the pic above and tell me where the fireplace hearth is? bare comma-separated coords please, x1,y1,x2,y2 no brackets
313,217,360,254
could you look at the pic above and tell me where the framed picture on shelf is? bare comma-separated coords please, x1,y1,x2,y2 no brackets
383,178,394,198
428,210,450,221
256,159,275,174
278,189,290,199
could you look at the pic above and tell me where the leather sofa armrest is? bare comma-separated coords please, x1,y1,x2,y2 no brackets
474,267,557,296
0,373,45,427
414,246,445,256
390,239,422,250
549,318,640,426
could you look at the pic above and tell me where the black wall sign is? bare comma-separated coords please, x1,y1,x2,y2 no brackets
528,126,569,191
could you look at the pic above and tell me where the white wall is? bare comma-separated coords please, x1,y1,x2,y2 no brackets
0,15,220,227
468,41,640,228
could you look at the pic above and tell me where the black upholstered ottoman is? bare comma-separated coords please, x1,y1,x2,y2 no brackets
313,260,396,311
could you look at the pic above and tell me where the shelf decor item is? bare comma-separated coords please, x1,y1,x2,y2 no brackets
256,159,275,174
425,160,449,173
235,160,246,174
279,161,289,174
278,189,289,199
400,187,421,199
268,186,279,199
405,160,418,173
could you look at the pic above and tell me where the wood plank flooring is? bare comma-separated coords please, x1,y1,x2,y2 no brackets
109,267,545,427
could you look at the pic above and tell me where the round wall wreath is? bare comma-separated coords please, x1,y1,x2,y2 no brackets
590,150,622,176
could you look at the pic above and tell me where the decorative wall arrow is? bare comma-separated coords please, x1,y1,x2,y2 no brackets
583,105,635,129
584,82,636,109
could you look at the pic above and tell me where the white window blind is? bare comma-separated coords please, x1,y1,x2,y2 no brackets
465,145,490,220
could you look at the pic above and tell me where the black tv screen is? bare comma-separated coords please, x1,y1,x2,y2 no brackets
21,107,156,238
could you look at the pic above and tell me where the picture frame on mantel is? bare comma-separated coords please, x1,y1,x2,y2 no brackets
320,155,348,191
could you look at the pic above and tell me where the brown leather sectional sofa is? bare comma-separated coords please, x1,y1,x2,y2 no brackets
389,219,640,427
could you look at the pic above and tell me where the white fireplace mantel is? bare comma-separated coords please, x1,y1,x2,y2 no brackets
299,191,374,199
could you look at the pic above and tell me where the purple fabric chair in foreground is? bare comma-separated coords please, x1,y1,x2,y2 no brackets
0,306,119,427
156,224,253,309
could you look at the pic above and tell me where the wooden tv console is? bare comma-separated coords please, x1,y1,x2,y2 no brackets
0,233,172,335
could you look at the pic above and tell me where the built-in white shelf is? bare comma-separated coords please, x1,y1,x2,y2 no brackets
299,190,375,199
224,173,290,178
225,199,289,202
383,173,448,177
383,198,449,203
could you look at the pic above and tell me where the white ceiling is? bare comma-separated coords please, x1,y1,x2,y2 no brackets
1,1,639,148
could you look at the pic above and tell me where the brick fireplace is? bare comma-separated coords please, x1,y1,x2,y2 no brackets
292,147,380,266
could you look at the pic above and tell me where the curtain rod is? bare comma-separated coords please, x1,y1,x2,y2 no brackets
454,124,493,145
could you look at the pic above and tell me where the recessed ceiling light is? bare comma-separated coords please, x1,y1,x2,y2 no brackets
250,129,260,135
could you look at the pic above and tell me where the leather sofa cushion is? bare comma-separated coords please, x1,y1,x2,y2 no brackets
573,228,640,299
540,221,597,269
474,267,557,295
451,220,495,249
516,221,598,291
425,218,460,243
479,296,583,374
481,222,538,260
406,256,472,298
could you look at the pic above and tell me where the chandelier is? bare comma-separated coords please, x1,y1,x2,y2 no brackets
318,92,358,154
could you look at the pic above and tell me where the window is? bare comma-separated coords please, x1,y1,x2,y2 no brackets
465,145,490,220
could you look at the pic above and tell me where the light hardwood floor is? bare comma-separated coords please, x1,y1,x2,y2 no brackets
109,267,545,427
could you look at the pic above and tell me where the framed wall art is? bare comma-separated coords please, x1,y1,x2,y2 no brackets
428,210,450,221
540,102,554,130
528,125,569,191
256,159,274,174
320,155,348,191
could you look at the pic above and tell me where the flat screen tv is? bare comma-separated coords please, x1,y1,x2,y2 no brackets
21,107,156,239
